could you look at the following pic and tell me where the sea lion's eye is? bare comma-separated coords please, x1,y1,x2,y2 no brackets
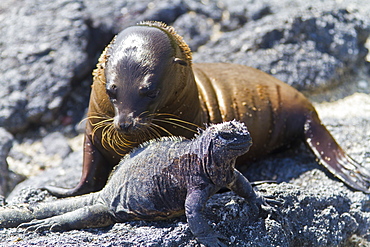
173,58,188,66
106,84,117,100
139,86,158,99
146,90,159,99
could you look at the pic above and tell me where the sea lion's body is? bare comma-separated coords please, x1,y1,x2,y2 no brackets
45,21,369,197
193,63,313,159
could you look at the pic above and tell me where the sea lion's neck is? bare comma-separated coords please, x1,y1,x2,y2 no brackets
178,68,206,124
192,64,222,124
159,67,206,137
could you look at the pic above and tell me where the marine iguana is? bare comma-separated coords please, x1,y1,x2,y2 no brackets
0,121,280,246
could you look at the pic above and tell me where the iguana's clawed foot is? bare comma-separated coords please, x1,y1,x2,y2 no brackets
18,216,64,232
197,232,228,247
249,193,284,219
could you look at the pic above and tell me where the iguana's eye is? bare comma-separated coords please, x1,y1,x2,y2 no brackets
219,133,235,140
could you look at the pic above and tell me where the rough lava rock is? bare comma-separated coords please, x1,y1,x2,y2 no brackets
0,0,92,133
192,1,370,91
0,128,14,197
1,0,370,133
42,132,73,159
1,0,370,246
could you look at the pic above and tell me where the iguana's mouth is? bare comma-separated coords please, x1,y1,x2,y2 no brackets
229,139,252,150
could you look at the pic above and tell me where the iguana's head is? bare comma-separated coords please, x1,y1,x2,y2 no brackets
196,120,252,186
206,120,252,158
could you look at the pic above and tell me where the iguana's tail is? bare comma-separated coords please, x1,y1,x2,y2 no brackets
0,193,98,228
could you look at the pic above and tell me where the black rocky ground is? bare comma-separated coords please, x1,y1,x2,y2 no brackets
1,0,370,246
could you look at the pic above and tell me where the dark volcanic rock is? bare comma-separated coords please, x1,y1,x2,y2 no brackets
1,0,369,134
84,0,187,34
1,0,370,246
0,0,90,133
0,128,14,196
2,182,370,246
193,2,370,91
173,13,214,52
6,150,82,204
42,132,72,159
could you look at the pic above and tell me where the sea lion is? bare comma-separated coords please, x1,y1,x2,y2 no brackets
45,21,370,197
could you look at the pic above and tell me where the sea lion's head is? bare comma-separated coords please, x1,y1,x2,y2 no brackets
104,21,193,134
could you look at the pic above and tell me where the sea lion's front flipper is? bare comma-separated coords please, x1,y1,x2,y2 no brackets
43,135,111,197
304,113,370,193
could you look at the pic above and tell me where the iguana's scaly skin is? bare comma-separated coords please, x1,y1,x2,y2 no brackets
0,121,280,246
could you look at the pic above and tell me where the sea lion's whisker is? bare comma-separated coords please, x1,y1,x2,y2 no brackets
138,130,147,143
145,127,159,140
91,122,107,133
92,120,108,132
145,130,155,140
112,132,131,155
87,116,115,145
91,122,106,143
139,126,151,140
162,118,200,128
110,129,126,156
151,123,174,136
114,132,133,149
107,126,115,147
114,127,135,145
101,128,107,149
149,113,200,130
86,116,111,120
153,119,198,134
136,122,158,140
147,126,161,139
90,118,114,126
149,113,178,118
138,111,150,118
82,115,113,126
88,111,112,118
117,133,135,146
101,124,112,151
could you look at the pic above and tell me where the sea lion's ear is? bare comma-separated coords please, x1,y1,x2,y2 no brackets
173,57,188,66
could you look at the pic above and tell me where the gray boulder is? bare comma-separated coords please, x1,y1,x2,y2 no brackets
192,1,370,91
0,0,90,133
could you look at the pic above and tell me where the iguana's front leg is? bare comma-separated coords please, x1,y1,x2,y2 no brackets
227,170,282,215
18,204,114,232
185,186,227,247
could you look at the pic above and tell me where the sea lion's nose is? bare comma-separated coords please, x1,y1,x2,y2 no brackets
119,122,133,132
114,112,135,133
